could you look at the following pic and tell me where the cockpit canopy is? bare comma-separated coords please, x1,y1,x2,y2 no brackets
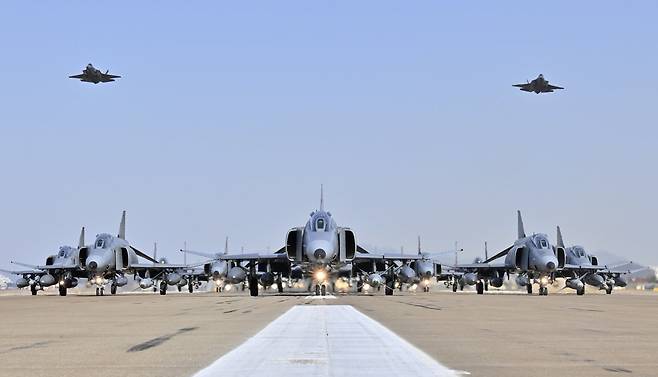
572,246,586,258
531,234,551,249
310,211,332,232
57,246,74,258
94,233,112,249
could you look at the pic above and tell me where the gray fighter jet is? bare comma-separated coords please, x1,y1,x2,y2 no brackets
69,63,121,84
513,74,564,93
190,187,432,297
448,241,508,293
554,226,635,295
456,211,563,295
79,211,159,295
2,227,87,296
131,243,206,295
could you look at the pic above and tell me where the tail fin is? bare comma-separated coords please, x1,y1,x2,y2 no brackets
78,227,85,248
224,236,229,255
153,242,157,261
417,236,422,255
118,211,126,239
557,226,565,248
517,210,526,239
484,241,488,260
320,184,324,211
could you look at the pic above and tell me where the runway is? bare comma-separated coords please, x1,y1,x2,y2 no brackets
0,291,656,377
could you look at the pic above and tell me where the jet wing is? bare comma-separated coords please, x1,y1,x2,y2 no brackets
68,73,86,79
100,73,121,82
546,84,564,90
217,253,290,262
483,245,514,263
561,264,605,272
0,268,44,275
451,263,510,272
513,83,533,91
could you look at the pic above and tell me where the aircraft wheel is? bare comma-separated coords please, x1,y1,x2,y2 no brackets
95,287,100,296
177,285,182,292
321,285,326,296
159,281,167,295
249,277,259,297
539,286,548,296
476,281,484,295
484,281,489,291
356,280,363,293
31,285,38,296
188,283,194,293
577,287,585,296
315,284,320,296
276,277,283,293
606,286,613,295
385,278,394,296
110,284,117,295
452,283,458,292
100,287,104,296
59,285,67,296
526,283,533,295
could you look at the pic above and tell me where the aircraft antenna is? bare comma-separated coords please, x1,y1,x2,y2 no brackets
184,241,187,265
320,184,324,211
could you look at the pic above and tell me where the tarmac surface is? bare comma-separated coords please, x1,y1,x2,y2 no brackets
0,289,656,377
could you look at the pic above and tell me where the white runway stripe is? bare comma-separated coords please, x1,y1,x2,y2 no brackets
192,305,460,377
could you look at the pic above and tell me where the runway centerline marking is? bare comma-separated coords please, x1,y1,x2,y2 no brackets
192,305,460,377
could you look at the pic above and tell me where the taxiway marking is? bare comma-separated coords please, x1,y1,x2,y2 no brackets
193,305,460,376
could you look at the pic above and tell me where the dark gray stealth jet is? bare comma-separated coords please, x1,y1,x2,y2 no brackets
69,64,121,84
513,74,564,93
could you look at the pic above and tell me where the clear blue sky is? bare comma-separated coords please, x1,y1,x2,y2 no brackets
1,1,657,270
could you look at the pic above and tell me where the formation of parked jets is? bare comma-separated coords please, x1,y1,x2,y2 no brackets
2,189,637,297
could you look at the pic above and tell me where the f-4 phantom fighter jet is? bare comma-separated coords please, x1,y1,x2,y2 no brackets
554,226,637,295
454,211,563,295
79,211,159,295
69,63,121,84
513,74,564,93
2,227,87,296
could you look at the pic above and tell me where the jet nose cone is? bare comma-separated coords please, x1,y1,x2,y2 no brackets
87,261,98,270
546,261,556,271
314,249,327,260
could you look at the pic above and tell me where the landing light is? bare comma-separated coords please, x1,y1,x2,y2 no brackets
224,284,232,291
540,277,549,285
314,270,327,282
95,277,103,285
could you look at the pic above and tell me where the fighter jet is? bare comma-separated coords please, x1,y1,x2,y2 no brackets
455,211,563,295
2,227,87,296
130,243,205,295
181,236,290,295
187,187,431,297
79,211,159,295
448,241,507,293
513,74,564,94
554,226,635,295
69,63,121,84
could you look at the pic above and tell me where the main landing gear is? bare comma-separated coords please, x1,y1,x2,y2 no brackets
59,285,67,296
95,287,104,296
249,276,259,297
159,281,168,295
476,281,484,295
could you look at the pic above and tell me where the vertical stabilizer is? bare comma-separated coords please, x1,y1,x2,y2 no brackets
417,236,422,255
320,184,324,211
153,242,157,261
78,227,85,248
484,241,488,260
118,210,126,240
224,236,229,255
556,226,565,248
517,210,526,239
